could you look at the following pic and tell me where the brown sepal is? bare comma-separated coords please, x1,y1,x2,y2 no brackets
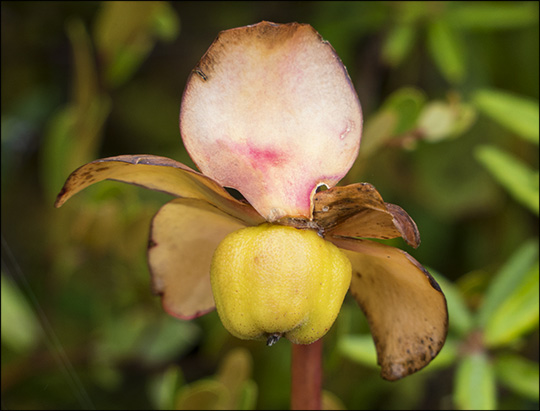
313,183,420,248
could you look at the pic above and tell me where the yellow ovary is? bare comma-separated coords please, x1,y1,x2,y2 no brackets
210,223,351,344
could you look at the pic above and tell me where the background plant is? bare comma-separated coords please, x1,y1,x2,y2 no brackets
2,2,538,409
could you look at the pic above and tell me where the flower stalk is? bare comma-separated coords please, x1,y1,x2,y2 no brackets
291,339,323,410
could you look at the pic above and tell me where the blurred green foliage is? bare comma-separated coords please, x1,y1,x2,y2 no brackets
1,1,538,410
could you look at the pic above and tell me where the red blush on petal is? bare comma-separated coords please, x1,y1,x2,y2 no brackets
246,143,287,168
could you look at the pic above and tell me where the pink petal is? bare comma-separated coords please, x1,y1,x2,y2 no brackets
180,21,362,221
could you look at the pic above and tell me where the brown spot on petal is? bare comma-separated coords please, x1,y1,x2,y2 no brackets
341,238,448,381
148,238,158,249
195,68,208,81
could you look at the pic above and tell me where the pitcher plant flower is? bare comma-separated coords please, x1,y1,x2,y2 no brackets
55,21,447,381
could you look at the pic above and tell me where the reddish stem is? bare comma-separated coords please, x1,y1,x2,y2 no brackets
290,339,322,410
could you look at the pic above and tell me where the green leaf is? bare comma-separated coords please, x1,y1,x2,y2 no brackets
216,348,256,410
473,89,539,144
427,20,466,84
382,23,416,67
237,380,258,410
418,100,477,142
1,274,41,353
412,133,501,219
475,145,539,214
446,2,539,30
454,352,496,410
494,353,539,401
322,390,347,410
340,333,458,375
140,315,201,366
338,334,377,368
361,88,426,157
422,337,458,371
382,87,427,136
484,260,539,347
42,95,111,202
450,101,477,137
94,1,180,87
398,1,429,25
95,309,200,366
175,379,228,410
104,42,153,87
429,269,474,336
65,18,98,110
41,16,111,201
360,110,399,158
418,102,457,142
152,1,180,41
477,239,539,328
148,366,183,410
41,106,77,200
174,348,257,410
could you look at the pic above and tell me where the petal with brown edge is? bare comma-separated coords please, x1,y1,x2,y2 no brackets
313,183,420,248
385,203,421,248
330,236,448,381
181,21,362,222
148,198,247,320
54,154,264,226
